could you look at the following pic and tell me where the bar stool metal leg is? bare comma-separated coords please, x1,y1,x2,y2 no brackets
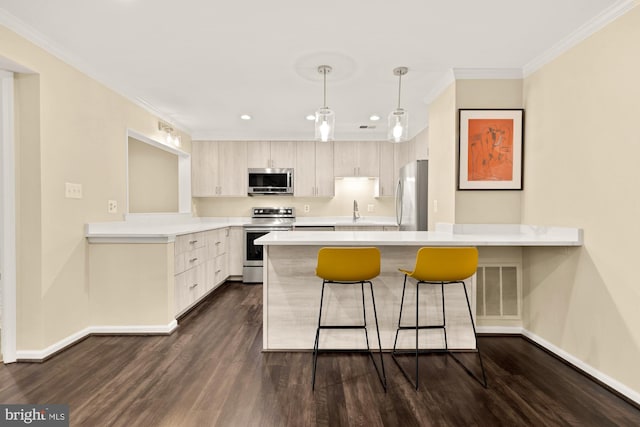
446,281,488,388
312,280,327,391
367,280,387,390
392,274,421,390
312,279,387,391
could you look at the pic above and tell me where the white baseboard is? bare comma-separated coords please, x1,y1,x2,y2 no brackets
477,326,524,335
15,320,178,362
521,329,640,406
90,320,178,335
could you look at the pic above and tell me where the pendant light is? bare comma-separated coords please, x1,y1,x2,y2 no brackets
315,65,335,142
388,66,409,143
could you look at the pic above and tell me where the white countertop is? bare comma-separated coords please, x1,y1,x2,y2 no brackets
293,216,397,227
85,216,249,243
255,223,584,247
85,214,398,243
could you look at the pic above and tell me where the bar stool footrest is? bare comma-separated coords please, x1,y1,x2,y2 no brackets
396,325,446,330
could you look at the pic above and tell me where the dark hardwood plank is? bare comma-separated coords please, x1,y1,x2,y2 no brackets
1,282,639,426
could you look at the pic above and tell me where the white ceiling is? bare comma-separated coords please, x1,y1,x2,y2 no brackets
0,0,630,141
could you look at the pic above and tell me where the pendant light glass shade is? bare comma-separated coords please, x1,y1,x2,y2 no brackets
388,108,408,143
315,107,335,142
388,67,409,143
315,65,335,141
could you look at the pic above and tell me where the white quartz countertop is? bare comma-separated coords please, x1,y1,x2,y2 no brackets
85,214,398,243
255,223,584,247
293,216,397,227
85,216,249,243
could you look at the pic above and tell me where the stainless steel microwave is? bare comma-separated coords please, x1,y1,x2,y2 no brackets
248,168,294,195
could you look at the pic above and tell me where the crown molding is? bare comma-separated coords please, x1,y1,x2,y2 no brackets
422,69,455,106
0,8,189,133
453,68,523,80
523,0,636,77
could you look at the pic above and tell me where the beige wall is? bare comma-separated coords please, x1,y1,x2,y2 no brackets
521,5,640,393
455,79,523,224
1,24,191,351
128,137,179,213
427,82,457,229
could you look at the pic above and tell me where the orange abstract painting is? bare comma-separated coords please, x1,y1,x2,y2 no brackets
467,118,514,181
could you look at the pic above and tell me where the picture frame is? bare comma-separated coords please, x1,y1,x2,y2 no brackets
458,109,524,190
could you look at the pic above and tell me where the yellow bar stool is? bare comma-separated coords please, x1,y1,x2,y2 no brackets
392,247,487,389
313,247,387,391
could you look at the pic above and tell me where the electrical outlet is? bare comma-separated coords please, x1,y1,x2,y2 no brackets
65,182,82,199
303,204,310,213
367,204,374,213
108,200,118,213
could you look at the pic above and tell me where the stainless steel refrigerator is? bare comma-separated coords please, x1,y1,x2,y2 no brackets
396,160,428,231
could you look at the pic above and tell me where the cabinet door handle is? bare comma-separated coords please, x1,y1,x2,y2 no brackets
189,257,198,263
189,240,198,244
189,283,199,289
215,242,221,246
215,269,222,273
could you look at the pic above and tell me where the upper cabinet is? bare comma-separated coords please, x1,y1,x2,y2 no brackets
192,141,247,197
377,139,418,197
378,142,395,197
295,141,334,197
247,141,296,169
333,141,380,177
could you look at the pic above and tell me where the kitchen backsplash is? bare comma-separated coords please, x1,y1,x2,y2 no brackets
193,178,395,217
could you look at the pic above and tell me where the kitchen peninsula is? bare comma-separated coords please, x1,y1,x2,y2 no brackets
256,223,583,351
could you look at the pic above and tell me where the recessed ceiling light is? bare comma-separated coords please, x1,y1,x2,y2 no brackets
240,114,252,120
306,114,316,121
369,114,381,121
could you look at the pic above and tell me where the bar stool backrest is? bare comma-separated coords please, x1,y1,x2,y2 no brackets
316,247,381,282
409,247,478,282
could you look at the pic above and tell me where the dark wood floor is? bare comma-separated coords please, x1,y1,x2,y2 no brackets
1,282,639,426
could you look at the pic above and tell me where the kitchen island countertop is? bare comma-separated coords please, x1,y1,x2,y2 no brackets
256,223,584,247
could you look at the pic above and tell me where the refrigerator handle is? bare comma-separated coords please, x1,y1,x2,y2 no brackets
395,179,403,225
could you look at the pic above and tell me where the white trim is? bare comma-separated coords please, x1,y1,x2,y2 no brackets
422,69,455,105
90,320,178,335
0,9,190,135
522,329,640,406
475,326,640,404
477,326,524,334
523,0,636,77
453,68,523,80
0,69,17,363
15,321,178,361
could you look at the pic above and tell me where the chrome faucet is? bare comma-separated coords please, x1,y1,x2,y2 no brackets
353,200,361,221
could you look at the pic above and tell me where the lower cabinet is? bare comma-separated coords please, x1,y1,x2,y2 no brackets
174,228,230,316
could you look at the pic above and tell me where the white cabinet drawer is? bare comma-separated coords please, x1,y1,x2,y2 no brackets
175,232,205,254
175,246,206,275
174,265,206,314
206,228,228,258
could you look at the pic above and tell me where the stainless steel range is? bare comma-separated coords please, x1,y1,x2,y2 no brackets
243,207,295,283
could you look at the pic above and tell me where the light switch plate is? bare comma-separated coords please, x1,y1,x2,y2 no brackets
367,204,374,212
65,182,82,199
